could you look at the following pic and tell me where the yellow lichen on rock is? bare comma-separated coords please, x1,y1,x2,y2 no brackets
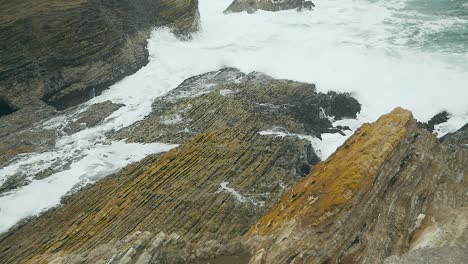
250,108,413,235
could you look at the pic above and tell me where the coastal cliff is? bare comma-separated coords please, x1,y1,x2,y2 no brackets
0,0,199,114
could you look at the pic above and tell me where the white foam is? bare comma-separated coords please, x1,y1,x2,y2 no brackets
218,181,247,203
435,114,468,137
259,120,359,161
0,142,177,233
1,0,467,233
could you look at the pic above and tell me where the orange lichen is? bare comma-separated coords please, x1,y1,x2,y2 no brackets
250,108,413,235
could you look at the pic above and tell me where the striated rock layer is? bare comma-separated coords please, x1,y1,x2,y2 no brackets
0,69,359,263
1,67,465,263
245,108,467,263
0,68,358,193
0,0,199,113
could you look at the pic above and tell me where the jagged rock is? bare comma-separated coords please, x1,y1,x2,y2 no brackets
113,68,359,144
418,111,451,132
440,122,468,146
0,69,360,263
1,100,465,263
224,0,315,14
245,108,467,263
0,0,199,114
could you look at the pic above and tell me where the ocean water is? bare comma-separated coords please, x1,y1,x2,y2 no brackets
0,0,467,233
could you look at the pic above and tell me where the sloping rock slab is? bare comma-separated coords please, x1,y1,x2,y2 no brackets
246,108,468,263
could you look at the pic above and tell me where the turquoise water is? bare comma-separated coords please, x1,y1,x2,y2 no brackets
382,0,468,55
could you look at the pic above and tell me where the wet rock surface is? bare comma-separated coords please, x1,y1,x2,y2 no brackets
0,0,200,192
0,69,359,263
225,0,315,13
1,69,465,264
113,68,359,144
440,122,468,146
63,101,124,135
0,101,124,193
0,0,199,113
245,108,467,263
0,101,57,166
418,111,451,132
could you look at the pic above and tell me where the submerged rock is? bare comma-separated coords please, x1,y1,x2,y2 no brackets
225,0,315,13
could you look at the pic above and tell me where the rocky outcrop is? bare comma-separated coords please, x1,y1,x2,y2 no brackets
418,111,451,132
0,0,199,114
0,69,359,263
0,68,359,192
2,67,464,263
440,122,468,146
113,68,359,145
225,0,314,14
245,108,467,263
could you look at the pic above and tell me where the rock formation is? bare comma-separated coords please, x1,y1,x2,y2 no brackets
113,68,360,145
0,0,199,193
0,69,359,263
245,108,467,263
0,0,199,114
225,0,315,14
0,64,465,263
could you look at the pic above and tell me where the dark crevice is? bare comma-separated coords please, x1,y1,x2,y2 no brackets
42,85,101,111
41,67,141,111
0,97,18,117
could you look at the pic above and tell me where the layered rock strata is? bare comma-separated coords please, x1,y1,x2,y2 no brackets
113,68,359,145
0,68,359,194
0,69,359,263
0,0,199,113
245,108,467,263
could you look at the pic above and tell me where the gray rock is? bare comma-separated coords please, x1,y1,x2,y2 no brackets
225,0,315,13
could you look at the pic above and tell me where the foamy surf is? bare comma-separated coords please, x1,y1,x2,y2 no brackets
0,0,467,233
